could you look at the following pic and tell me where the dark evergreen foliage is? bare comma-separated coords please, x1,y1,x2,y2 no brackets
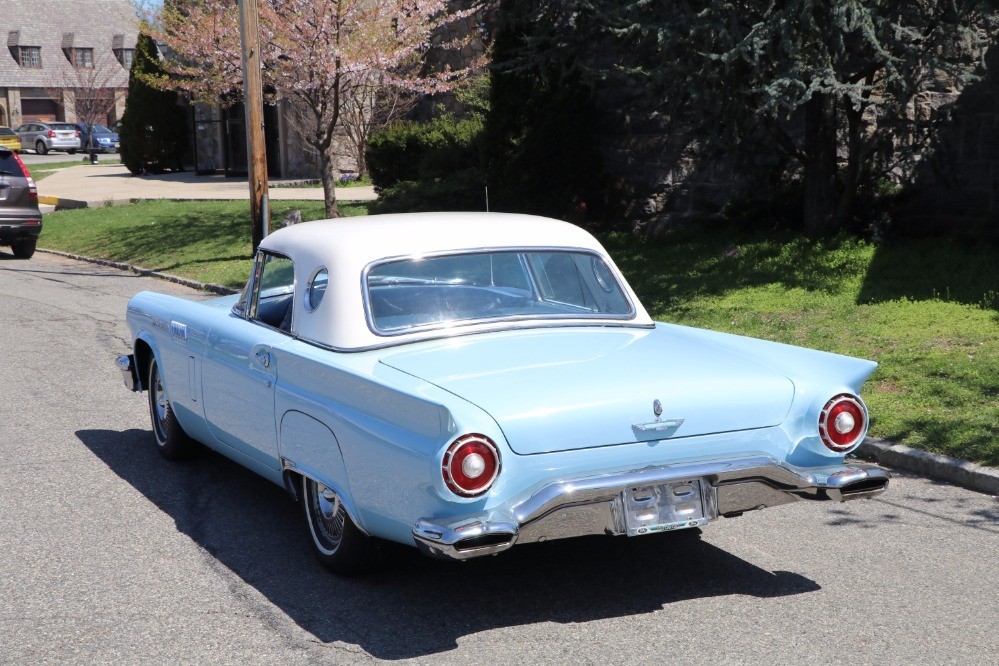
483,0,605,226
505,0,998,235
119,34,188,175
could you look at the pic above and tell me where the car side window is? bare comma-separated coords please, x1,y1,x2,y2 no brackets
248,252,296,333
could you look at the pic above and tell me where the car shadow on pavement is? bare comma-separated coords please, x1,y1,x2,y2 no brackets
77,428,821,660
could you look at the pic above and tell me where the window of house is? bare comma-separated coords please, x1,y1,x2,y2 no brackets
116,48,134,69
73,48,94,68
19,47,41,68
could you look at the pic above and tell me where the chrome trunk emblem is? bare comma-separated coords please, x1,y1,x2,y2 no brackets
634,399,684,432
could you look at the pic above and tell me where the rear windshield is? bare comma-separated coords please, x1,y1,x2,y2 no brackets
366,250,634,334
0,152,25,176
0,127,15,136
50,124,76,131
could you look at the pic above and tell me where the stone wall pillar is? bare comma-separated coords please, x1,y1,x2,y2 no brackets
6,89,22,127
62,90,77,122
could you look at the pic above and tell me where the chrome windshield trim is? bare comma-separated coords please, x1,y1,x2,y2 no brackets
360,246,637,338
231,251,260,319
247,249,297,334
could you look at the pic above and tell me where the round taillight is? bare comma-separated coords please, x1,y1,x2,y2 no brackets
819,394,868,452
442,434,500,497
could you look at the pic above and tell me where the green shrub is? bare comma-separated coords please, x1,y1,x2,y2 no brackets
366,122,426,188
372,167,487,214
366,115,484,191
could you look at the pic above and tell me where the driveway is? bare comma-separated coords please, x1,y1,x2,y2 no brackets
36,164,376,205
0,252,996,663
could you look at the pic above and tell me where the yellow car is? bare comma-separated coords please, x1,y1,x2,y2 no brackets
0,127,22,152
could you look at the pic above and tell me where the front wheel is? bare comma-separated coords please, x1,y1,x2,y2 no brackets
147,357,197,460
11,238,36,259
35,141,47,155
301,476,384,575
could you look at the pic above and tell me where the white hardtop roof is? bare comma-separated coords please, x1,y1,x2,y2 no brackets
259,212,608,261
258,212,653,350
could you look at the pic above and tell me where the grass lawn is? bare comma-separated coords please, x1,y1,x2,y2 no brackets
605,228,998,466
40,199,370,288
40,202,998,465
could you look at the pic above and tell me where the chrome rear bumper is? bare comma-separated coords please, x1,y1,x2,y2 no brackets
413,455,889,561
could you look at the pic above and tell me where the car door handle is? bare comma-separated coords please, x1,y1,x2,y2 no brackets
253,350,271,368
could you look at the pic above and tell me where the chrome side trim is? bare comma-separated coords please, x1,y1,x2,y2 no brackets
115,354,139,391
412,455,890,561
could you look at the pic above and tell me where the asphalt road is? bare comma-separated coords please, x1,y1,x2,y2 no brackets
1,251,996,664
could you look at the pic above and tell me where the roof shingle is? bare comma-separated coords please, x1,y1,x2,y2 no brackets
0,0,138,88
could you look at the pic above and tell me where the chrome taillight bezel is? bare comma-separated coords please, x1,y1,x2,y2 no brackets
818,394,869,452
442,434,501,498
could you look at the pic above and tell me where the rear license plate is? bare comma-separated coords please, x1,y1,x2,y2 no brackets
623,479,708,536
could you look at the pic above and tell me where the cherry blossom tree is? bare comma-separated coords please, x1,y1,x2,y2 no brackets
154,0,487,217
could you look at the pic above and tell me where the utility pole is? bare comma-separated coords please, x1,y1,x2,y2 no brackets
238,0,269,252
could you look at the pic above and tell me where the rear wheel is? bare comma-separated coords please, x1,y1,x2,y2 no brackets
35,141,47,155
301,476,384,575
68,149,77,155
11,239,36,259
147,357,197,460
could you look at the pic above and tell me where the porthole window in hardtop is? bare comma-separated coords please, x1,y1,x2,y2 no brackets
306,267,329,312
249,253,296,332
366,250,633,333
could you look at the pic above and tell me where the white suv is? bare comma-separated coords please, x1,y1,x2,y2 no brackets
16,122,81,155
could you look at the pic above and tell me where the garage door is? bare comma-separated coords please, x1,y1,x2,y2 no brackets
21,99,59,122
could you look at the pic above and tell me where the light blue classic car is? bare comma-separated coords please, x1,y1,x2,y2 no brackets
117,213,889,574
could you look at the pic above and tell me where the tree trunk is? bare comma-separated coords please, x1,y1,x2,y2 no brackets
320,150,340,219
355,143,367,179
835,98,865,229
803,94,839,237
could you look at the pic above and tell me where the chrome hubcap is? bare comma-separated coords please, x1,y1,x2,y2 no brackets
313,482,345,548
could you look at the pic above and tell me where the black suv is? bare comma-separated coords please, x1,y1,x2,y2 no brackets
0,148,42,259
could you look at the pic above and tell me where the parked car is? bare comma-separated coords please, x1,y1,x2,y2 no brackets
73,122,120,153
0,126,22,152
0,148,42,258
16,122,81,155
116,213,889,574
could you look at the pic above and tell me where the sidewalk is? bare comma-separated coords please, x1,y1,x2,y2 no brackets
37,164,376,208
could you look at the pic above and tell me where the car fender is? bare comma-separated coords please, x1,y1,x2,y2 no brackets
278,410,363,532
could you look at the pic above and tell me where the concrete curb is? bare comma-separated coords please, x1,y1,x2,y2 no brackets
37,194,91,210
856,439,998,495
37,248,238,296
32,248,999,496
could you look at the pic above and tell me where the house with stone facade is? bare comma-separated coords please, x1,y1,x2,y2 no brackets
1,0,137,129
